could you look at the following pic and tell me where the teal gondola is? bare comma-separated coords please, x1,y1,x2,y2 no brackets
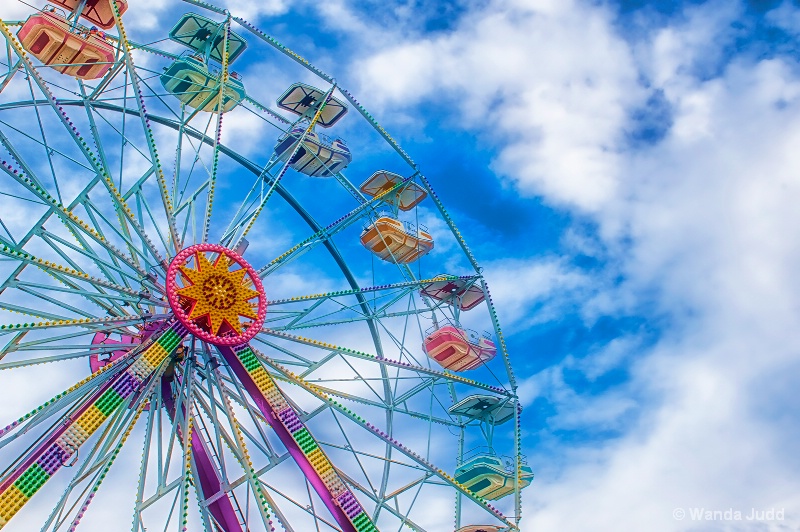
455,453,533,500
160,54,245,113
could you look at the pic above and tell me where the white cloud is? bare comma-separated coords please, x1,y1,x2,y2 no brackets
4,0,800,530
217,0,289,22
354,0,643,211
120,0,172,32
0,2,34,20
348,0,800,530
217,106,270,156
483,257,590,329
642,2,742,89
766,1,800,35
526,14,800,532
518,348,640,432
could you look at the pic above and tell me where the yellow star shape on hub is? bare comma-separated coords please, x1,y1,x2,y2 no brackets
176,252,260,335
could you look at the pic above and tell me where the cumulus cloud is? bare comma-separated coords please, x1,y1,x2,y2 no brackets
217,0,289,22
483,257,591,328
0,2,33,20
4,0,800,530
530,9,800,532
354,0,643,211
346,0,800,530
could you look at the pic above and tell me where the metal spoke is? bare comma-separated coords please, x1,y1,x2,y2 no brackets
0,3,525,529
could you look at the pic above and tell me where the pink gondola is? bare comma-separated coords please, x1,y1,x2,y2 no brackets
420,275,486,311
89,331,136,373
89,322,160,372
423,323,496,372
18,10,115,80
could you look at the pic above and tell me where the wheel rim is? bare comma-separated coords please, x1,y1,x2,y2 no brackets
0,2,525,530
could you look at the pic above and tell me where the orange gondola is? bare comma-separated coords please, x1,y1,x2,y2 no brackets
360,215,433,264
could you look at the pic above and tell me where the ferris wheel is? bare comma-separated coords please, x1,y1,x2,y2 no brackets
0,1,532,530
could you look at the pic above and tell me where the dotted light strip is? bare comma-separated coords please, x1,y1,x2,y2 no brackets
0,324,185,527
111,0,182,252
179,415,194,532
0,19,166,269
209,362,277,532
232,346,377,532
0,160,149,280
201,18,232,244
0,315,164,334
0,237,109,294
267,274,473,305
166,244,266,346
261,328,511,397
252,348,516,529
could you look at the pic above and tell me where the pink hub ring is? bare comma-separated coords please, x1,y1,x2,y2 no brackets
166,243,266,346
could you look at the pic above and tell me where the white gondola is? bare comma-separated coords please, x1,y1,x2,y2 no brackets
448,395,515,425
277,82,348,127
273,126,352,177
359,170,427,210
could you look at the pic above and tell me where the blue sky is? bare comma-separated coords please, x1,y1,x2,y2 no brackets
2,0,800,530
278,1,800,529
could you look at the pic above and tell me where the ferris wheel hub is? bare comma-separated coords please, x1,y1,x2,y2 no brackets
166,243,266,346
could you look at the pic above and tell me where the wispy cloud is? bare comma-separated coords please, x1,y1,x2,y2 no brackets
352,0,643,211
483,257,591,329
342,0,800,529
3,0,800,529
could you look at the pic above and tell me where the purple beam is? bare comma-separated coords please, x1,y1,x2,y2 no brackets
217,345,357,532
161,377,244,532
0,365,128,493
